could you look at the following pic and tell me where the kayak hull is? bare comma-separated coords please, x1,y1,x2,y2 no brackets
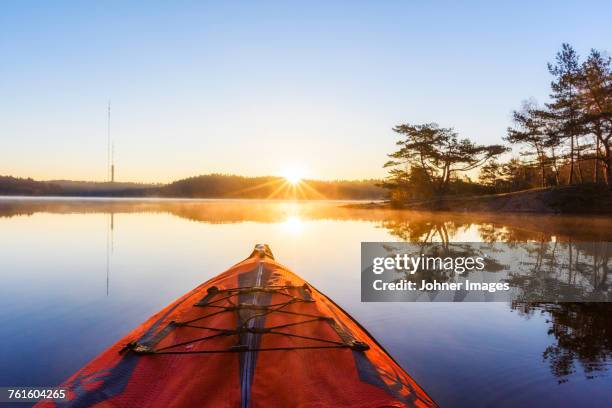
37,246,436,407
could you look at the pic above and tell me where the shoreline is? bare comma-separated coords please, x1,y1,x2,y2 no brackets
344,185,612,215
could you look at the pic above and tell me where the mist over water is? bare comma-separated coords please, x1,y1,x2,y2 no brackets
0,198,610,407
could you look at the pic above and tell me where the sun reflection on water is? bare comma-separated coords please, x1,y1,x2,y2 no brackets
280,215,304,234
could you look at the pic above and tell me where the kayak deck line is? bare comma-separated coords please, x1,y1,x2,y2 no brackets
239,259,264,408
121,280,370,355
37,243,438,408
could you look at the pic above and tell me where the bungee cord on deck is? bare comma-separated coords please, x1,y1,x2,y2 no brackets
122,284,370,355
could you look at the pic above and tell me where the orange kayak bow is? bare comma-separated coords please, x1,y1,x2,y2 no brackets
37,245,437,408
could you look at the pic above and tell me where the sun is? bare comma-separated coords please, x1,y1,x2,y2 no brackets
282,167,304,185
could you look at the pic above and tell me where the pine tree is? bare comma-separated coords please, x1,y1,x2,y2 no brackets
578,49,612,186
385,123,507,198
506,100,556,187
546,44,585,184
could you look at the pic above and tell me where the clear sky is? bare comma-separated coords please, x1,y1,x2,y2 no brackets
1,1,611,182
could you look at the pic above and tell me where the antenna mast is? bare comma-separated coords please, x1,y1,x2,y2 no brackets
111,141,115,183
107,101,111,182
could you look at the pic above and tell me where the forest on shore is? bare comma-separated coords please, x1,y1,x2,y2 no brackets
383,44,612,205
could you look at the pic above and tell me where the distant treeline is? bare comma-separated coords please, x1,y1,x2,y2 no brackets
0,174,387,200
0,176,63,196
159,174,385,199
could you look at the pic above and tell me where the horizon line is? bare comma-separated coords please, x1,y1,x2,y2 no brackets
1,172,385,185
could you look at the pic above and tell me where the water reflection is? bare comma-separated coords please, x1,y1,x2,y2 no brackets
372,215,611,383
505,242,611,303
281,215,304,234
2,197,612,241
106,213,114,296
512,303,612,383
0,197,610,403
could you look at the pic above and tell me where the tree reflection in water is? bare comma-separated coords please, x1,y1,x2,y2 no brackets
381,217,611,383
513,303,611,383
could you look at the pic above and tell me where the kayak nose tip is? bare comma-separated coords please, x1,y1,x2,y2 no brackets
252,244,274,259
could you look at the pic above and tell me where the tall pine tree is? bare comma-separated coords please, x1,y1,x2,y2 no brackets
546,43,584,184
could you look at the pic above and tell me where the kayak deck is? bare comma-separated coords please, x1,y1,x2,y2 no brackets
37,244,437,408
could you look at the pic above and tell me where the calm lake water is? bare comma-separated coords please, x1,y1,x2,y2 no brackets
0,198,611,407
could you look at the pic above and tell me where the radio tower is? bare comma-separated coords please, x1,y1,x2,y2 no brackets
111,141,115,183
107,101,111,182
106,101,115,183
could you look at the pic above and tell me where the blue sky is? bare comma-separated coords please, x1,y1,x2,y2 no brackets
1,1,611,182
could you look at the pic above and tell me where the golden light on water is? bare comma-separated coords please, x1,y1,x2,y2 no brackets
281,215,304,234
